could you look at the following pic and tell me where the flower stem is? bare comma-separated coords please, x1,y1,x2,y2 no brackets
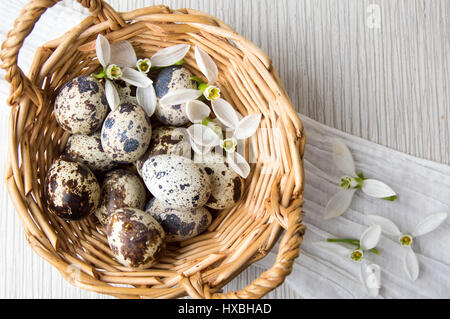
197,83,208,93
327,238,360,246
149,59,184,72
93,70,106,79
382,195,398,201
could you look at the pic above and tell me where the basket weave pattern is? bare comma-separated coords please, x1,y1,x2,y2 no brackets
1,0,306,299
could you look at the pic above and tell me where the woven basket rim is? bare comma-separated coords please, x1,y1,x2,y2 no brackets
0,0,306,299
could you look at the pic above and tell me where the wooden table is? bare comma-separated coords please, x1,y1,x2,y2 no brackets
0,0,447,298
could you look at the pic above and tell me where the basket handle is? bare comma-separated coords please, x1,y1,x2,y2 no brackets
180,208,305,299
222,209,305,298
0,0,119,107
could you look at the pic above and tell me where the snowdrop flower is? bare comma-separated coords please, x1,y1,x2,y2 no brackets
191,46,221,101
324,138,398,219
185,100,223,139
185,99,261,179
159,46,247,123
315,225,382,297
368,213,447,281
158,46,222,108
94,34,190,116
94,35,151,112
158,46,262,179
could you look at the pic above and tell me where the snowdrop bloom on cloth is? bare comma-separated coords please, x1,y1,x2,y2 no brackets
324,138,397,219
185,99,261,179
315,225,382,297
95,34,190,116
368,213,448,281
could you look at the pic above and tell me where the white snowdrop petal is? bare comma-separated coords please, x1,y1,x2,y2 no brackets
404,248,419,281
323,188,356,220
359,225,381,251
109,40,137,68
189,138,213,155
361,179,396,198
367,215,402,236
159,89,202,106
121,67,153,88
105,80,120,110
137,86,157,117
227,151,251,179
411,212,448,237
212,117,227,131
331,138,356,176
95,34,111,67
234,113,262,140
211,98,239,129
194,46,218,84
186,100,211,123
360,263,381,297
314,241,353,257
150,44,191,67
187,124,221,147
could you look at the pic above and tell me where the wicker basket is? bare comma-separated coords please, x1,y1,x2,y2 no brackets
0,0,306,299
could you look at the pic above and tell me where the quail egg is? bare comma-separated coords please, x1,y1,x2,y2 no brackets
142,155,211,210
154,66,197,126
145,198,212,242
135,126,191,176
101,102,152,163
106,207,165,269
95,169,147,225
54,75,108,134
63,131,116,173
44,158,100,220
114,80,138,105
199,153,245,210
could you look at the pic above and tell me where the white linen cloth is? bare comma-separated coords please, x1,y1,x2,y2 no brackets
254,115,450,299
1,0,449,299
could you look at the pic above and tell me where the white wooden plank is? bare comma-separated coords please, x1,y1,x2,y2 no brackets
0,0,448,299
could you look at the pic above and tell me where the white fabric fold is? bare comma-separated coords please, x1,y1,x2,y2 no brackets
254,114,450,299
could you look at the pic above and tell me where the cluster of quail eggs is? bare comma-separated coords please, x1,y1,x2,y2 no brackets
45,62,245,270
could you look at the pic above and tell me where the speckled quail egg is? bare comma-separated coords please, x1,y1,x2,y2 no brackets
135,126,191,176
63,131,116,173
114,80,138,105
145,198,212,242
106,207,165,269
44,158,100,220
154,66,197,126
95,169,147,225
198,152,245,210
142,155,211,210
54,75,109,134
101,102,152,163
